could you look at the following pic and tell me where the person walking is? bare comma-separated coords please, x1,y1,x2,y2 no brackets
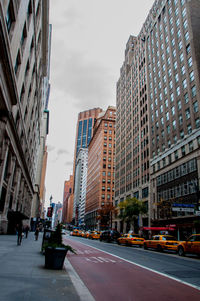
34,226,39,241
25,225,29,238
16,223,23,245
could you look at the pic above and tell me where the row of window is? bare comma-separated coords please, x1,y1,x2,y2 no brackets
157,179,198,202
157,159,197,186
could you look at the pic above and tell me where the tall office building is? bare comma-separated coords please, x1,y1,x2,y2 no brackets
74,108,103,160
85,106,116,230
62,175,73,224
68,108,102,224
115,0,200,237
0,0,50,233
73,148,88,226
115,34,149,233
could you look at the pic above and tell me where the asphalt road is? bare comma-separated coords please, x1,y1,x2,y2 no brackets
63,235,200,300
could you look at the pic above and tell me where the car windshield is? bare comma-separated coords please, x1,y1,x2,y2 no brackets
162,236,177,241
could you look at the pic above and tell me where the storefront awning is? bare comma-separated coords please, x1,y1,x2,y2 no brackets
7,210,29,221
141,227,175,231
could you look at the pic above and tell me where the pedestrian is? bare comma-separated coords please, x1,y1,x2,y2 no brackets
34,226,39,241
25,225,29,238
16,223,23,245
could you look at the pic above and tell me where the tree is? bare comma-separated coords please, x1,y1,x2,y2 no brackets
118,197,147,233
97,203,117,229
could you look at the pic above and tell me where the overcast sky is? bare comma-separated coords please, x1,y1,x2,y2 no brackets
45,0,154,207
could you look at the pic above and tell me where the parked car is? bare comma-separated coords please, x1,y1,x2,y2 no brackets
85,230,91,238
126,235,145,247
117,234,131,245
143,235,179,252
117,234,144,247
71,229,80,236
88,231,96,239
177,234,200,257
81,231,86,237
91,231,101,240
100,230,120,242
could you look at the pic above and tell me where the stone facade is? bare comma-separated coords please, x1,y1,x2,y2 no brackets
0,0,50,233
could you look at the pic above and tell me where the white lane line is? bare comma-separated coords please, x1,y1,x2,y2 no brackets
72,240,200,291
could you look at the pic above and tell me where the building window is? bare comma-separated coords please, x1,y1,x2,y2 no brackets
189,141,193,152
188,57,193,67
184,92,189,103
193,101,198,113
177,100,182,110
191,85,196,97
180,53,184,62
174,150,178,160
185,108,190,120
195,118,200,128
167,125,170,134
182,78,187,89
187,124,192,134
182,7,186,18
181,146,186,156
186,44,191,54
176,86,180,96
185,31,189,41
6,1,15,33
189,71,194,82
180,130,184,139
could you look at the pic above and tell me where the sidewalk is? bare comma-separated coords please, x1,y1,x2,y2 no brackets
0,232,82,301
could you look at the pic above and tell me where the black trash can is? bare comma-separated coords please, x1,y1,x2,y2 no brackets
45,247,68,269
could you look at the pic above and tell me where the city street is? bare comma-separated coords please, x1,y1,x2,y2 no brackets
64,235,200,301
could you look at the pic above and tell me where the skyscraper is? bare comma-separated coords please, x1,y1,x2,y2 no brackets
85,106,116,230
0,0,50,233
67,108,102,224
115,0,200,237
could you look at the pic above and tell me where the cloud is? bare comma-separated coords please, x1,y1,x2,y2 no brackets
64,161,73,167
51,50,114,110
47,144,55,152
57,149,69,156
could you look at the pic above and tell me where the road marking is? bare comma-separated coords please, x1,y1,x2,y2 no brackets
84,257,117,263
73,241,200,291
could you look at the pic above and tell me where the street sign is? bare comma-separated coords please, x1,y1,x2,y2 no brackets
172,207,194,212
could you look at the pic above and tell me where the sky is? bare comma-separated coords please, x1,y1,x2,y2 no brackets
45,0,154,207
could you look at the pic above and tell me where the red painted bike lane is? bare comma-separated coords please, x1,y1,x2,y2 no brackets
63,238,200,301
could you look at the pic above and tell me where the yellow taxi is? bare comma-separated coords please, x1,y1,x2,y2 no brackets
85,230,91,238
143,235,179,252
90,231,101,240
72,229,80,236
88,231,96,239
177,234,200,257
126,235,145,247
117,234,131,245
77,230,84,237
117,234,144,247
81,231,86,237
